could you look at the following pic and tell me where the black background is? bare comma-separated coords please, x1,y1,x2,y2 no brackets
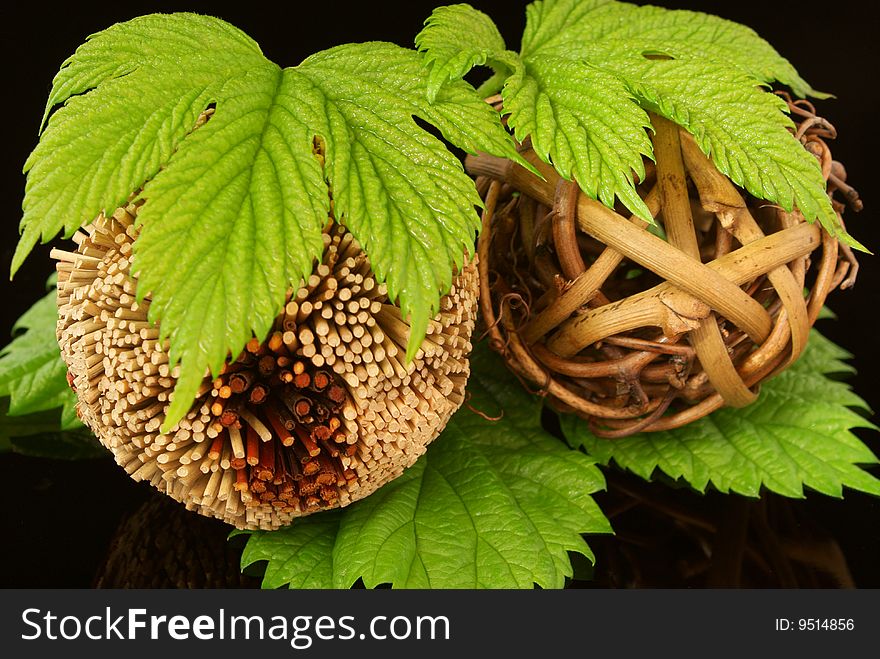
0,0,877,587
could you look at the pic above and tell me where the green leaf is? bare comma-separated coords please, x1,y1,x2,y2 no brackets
129,63,329,430
415,3,518,102
520,0,617,57
594,50,842,241
0,284,79,424
18,14,522,431
504,56,654,220
521,0,824,98
417,2,654,222
16,13,265,277
240,343,611,589
418,1,849,239
562,330,880,499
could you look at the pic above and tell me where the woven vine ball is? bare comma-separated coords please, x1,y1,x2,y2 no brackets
467,94,860,438
53,206,477,530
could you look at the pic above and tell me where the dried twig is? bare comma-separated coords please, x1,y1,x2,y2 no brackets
466,97,858,436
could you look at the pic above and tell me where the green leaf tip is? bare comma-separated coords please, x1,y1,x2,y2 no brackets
415,3,518,103
19,13,523,429
239,343,612,589
417,0,851,238
0,283,80,423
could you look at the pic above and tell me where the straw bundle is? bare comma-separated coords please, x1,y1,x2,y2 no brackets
55,212,477,529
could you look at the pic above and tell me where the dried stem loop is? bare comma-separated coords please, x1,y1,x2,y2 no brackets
469,95,859,437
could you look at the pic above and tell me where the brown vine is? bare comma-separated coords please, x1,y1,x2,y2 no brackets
468,94,861,437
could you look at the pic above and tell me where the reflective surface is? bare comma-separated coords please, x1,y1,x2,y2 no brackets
1,450,877,588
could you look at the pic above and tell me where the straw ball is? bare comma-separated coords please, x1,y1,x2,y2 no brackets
55,210,477,530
